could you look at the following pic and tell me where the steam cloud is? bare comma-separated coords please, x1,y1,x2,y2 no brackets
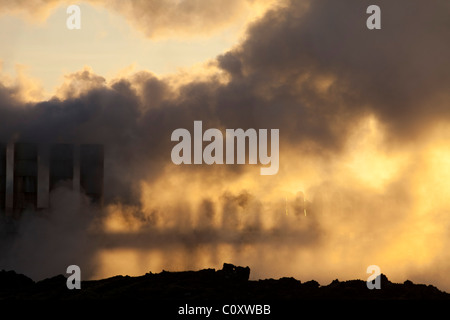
0,0,278,38
1,0,450,290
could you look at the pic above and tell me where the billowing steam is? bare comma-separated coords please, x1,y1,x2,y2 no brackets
1,0,450,291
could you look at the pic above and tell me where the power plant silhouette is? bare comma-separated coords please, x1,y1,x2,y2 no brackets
0,142,313,248
0,143,103,218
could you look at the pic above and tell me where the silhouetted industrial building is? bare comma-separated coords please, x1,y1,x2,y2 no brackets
3,143,103,215
13,143,38,215
0,144,6,212
80,144,104,206
49,144,74,191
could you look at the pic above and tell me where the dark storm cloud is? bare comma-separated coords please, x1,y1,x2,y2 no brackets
221,0,450,143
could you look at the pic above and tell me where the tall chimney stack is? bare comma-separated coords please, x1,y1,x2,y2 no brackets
13,143,38,216
49,144,74,192
0,144,6,213
80,144,104,206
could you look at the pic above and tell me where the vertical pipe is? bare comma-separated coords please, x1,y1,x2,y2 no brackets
80,144,104,206
49,144,74,192
0,144,6,213
13,143,38,216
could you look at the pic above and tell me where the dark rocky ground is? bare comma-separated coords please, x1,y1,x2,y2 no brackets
1,263,449,300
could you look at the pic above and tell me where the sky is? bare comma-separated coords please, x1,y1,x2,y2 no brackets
1,0,450,292
0,1,264,97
